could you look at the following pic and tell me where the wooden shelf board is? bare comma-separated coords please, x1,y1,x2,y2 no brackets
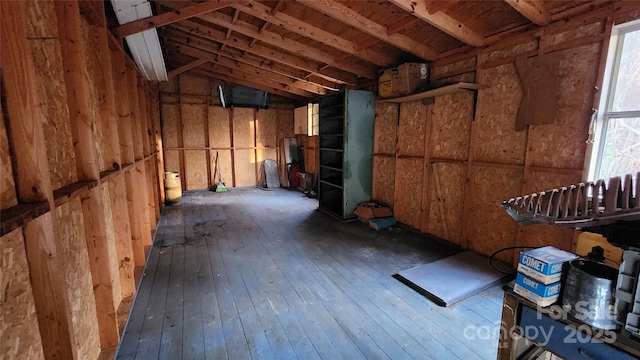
376,82,487,103
1,202,51,236
53,180,99,207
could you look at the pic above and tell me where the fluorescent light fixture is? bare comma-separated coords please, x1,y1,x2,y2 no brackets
110,0,168,82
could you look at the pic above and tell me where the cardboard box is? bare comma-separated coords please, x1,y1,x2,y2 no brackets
517,246,578,285
368,217,396,231
378,63,429,98
514,272,562,307
354,204,393,220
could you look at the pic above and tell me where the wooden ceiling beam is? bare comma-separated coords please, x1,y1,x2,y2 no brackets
167,55,303,101
504,0,551,26
231,0,395,67
172,21,360,85
181,61,308,101
167,58,208,78
111,0,234,38
426,0,460,15
165,41,327,95
296,0,437,60
159,2,377,79
387,16,421,35
388,0,485,47
162,28,341,90
79,0,106,27
199,62,316,98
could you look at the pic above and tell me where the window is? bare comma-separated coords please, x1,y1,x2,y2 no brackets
308,103,319,136
588,20,640,182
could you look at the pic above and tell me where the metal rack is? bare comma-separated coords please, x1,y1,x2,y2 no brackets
318,89,375,219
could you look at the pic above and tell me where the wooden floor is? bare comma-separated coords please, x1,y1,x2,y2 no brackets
116,188,504,360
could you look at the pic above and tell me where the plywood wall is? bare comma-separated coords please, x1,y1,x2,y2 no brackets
0,229,45,360
159,74,295,190
374,16,615,265
0,1,163,358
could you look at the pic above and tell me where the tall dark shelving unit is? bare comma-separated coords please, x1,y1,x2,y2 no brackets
318,89,375,219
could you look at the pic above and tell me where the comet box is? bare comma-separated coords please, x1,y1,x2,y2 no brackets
514,272,562,307
517,246,578,285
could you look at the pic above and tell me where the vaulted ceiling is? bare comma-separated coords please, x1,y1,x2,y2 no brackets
109,0,612,102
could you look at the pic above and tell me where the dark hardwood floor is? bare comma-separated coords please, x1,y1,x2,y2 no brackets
116,188,504,360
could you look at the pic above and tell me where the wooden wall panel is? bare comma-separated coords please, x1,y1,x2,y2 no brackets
179,73,210,95
26,0,58,39
542,21,603,49
164,150,182,175
257,148,278,163
127,65,144,161
0,229,45,360
423,163,467,246
431,56,476,79
134,163,153,251
304,136,319,175
2,3,74,359
29,39,77,189
125,170,145,267
209,106,231,148
233,107,256,148
234,149,257,187
516,171,583,252
0,105,17,209
465,165,523,263
99,182,122,308
394,158,423,229
159,76,179,93
111,50,135,165
138,82,151,157
397,102,426,156
54,199,101,360
107,176,135,299
145,160,158,230
372,156,396,208
84,26,120,171
211,150,233,187
3,1,163,357
185,150,209,190
81,27,106,172
181,104,207,148
161,104,181,149
374,103,398,155
257,148,279,184
256,108,278,148
431,92,473,160
480,40,538,65
277,107,295,141
526,44,601,169
473,63,527,164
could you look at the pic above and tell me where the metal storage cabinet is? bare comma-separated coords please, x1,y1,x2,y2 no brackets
318,89,375,219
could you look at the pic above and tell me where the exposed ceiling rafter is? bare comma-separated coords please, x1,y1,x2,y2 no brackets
162,28,341,90
167,58,208,78
504,0,552,26
160,2,377,79
176,58,308,101
231,0,395,67
112,0,233,38
296,0,437,60
165,41,327,95
388,0,485,47
172,21,360,85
